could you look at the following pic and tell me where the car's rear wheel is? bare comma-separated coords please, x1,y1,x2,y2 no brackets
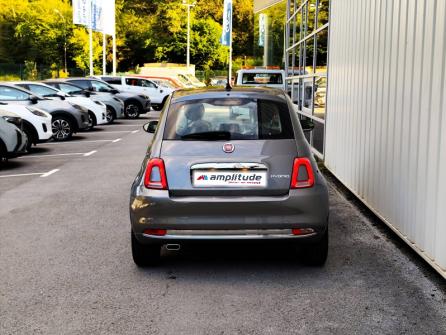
52,116,73,141
131,231,161,267
300,229,328,266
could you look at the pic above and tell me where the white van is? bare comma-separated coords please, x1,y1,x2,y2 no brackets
235,69,286,90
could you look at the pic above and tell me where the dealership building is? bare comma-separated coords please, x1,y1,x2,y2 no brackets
255,0,446,278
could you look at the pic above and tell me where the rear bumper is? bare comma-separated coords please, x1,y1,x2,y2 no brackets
130,185,329,244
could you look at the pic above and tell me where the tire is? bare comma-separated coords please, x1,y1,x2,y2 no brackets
131,231,161,267
151,104,162,111
22,125,35,151
85,112,96,131
52,116,73,141
125,100,141,119
106,106,115,124
152,96,168,111
0,140,7,163
300,229,328,266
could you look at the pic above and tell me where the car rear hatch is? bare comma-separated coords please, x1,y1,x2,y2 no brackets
162,140,297,196
159,96,298,197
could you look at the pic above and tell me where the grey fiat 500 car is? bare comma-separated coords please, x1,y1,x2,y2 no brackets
130,87,329,266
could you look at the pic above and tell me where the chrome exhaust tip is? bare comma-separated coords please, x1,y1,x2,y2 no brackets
166,244,181,251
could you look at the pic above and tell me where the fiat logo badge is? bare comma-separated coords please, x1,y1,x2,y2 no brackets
223,143,235,153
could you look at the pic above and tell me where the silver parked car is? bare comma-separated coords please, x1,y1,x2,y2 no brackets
66,78,151,119
43,80,125,123
129,87,329,266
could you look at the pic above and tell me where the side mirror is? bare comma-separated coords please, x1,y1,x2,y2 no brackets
56,91,66,100
143,120,158,133
83,90,91,97
111,88,119,94
300,118,315,132
29,95,39,104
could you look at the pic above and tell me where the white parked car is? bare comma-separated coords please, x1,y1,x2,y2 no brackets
0,110,27,159
0,103,52,150
97,76,173,111
14,82,107,129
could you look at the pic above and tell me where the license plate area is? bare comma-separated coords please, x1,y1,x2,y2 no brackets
191,163,268,188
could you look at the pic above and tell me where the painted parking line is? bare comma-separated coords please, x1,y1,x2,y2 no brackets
83,150,97,157
41,139,116,145
112,138,121,143
19,152,85,159
103,124,146,127
91,130,134,134
41,169,60,178
19,151,98,158
131,130,139,134
0,169,59,179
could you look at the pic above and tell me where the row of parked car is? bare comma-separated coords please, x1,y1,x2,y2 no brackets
0,76,174,161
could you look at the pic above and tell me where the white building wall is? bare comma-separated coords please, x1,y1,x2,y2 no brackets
325,0,446,278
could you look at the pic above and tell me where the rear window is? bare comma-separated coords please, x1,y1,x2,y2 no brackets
241,73,283,85
164,98,294,140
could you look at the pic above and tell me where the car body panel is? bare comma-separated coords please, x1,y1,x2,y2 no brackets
0,103,52,141
0,83,89,131
130,87,329,246
14,82,107,126
0,111,27,155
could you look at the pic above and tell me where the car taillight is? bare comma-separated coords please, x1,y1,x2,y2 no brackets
290,157,315,189
144,158,168,189
143,229,167,236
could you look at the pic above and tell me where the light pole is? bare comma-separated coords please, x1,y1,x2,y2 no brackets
182,0,196,69
54,9,67,74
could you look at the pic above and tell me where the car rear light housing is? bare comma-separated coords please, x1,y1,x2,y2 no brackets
143,229,167,236
292,228,315,236
144,158,168,189
290,157,315,189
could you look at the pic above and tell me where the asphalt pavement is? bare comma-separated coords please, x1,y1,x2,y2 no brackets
0,114,445,335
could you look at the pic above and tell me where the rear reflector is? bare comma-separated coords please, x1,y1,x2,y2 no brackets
290,157,315,189
143,229,167,236
144,158,168,189
292,228,315,236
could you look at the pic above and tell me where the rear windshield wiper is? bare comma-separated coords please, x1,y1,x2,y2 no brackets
181,131,231,141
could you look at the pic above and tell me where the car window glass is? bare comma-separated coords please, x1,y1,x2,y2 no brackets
28,84,58,97
0,86,30,100
58,83,83,95
91,80,113,92
69,80,90,90
125,78,139,86
164,98,294,140
102,77,121,85
141,79,156,88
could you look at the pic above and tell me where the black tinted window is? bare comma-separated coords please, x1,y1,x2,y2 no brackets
164,98,294,140
242,73,283,85
102,77,122,85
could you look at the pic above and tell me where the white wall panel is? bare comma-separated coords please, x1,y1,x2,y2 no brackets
326,0,446,278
